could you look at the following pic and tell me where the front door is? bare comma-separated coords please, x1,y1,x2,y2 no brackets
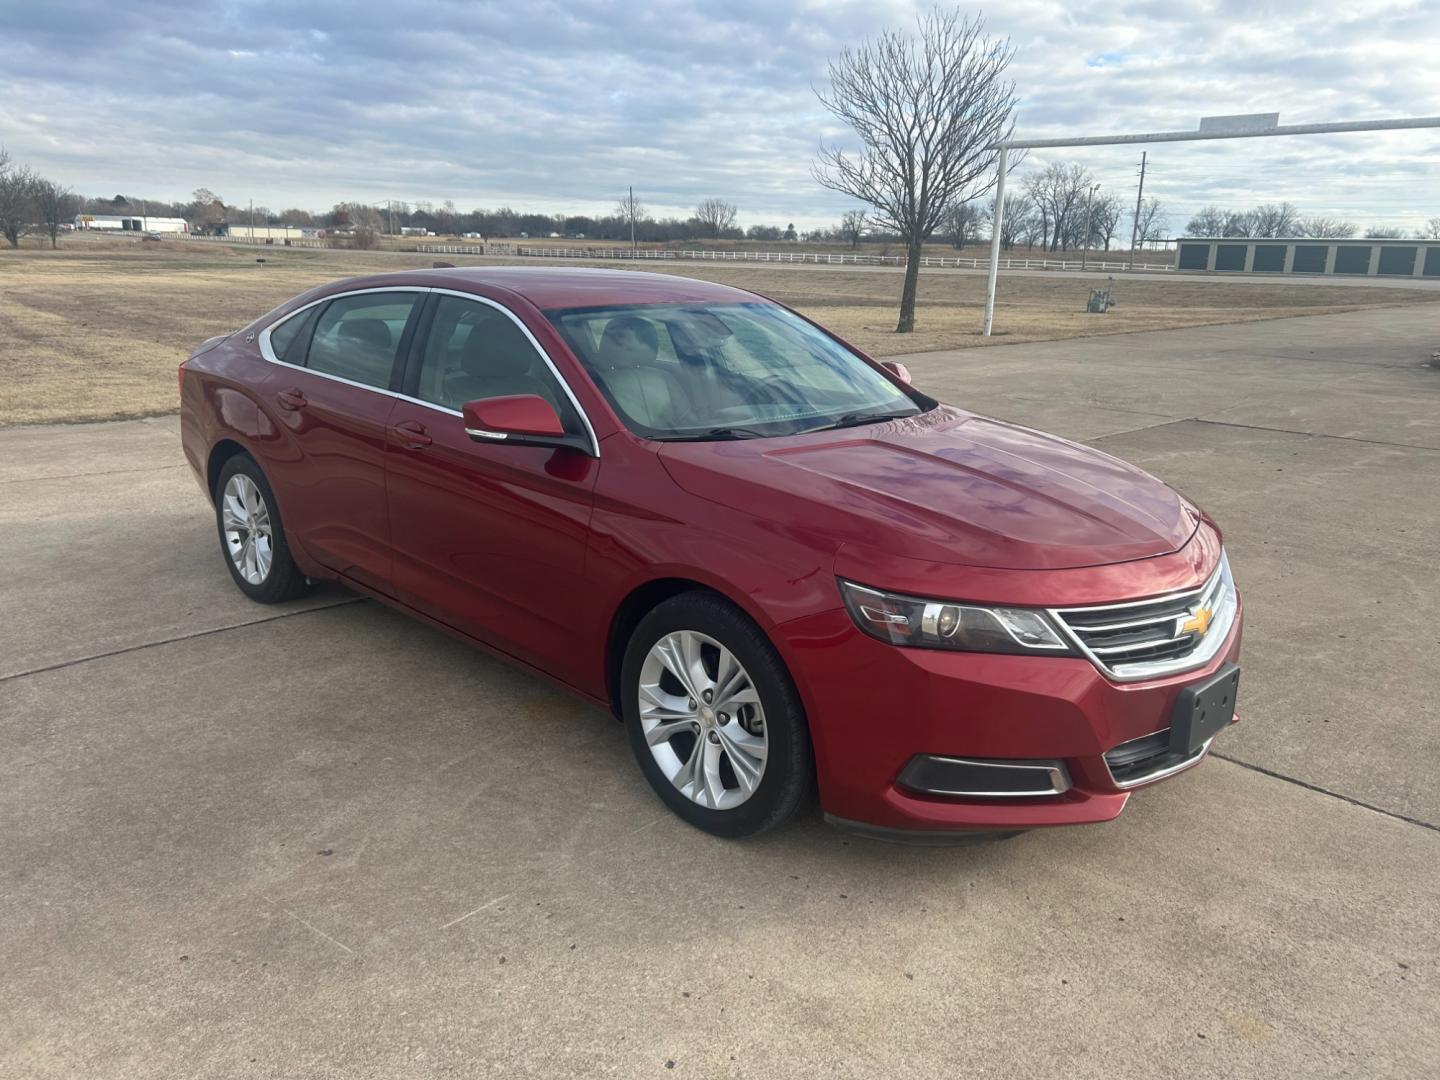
383,293,600,685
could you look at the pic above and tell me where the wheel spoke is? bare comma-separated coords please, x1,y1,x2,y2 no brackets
638,681,693,719
674,735,705,806
222,492,248,530
698,737,725,808
715,683,759,712
654,633,707,700
716,724,766,794
645,717,694,747
254,535,273,579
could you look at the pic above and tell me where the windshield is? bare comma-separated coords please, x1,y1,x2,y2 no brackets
545,301,928,440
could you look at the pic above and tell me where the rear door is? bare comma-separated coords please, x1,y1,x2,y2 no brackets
258,288,424,591
382,291,601,683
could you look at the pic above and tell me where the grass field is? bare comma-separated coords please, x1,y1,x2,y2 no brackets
4,234,1438,425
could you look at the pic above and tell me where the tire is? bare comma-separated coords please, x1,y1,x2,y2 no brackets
621,591,813,838
213,453,308,604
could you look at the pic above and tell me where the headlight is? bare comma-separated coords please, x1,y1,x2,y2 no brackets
838,580,1074,655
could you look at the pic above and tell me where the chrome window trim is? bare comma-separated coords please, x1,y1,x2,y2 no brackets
908,756,1072,798
1048,552,1237,683
255,284,600,457
257,286,430,371
1104,735,1215,790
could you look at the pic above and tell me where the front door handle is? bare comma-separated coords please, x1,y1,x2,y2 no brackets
276,388,308,411
391,420,433,449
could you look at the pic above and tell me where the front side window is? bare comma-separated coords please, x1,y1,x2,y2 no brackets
412,295,582,431
305,293,419,389
546,302,925,439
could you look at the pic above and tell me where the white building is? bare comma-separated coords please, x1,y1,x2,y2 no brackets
221,223,312,241
74,214,190,234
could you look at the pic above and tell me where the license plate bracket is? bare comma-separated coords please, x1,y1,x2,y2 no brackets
1169,662,1240,756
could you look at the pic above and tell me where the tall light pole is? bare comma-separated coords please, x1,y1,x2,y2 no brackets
1081,182,1100,270
981,113,1440,336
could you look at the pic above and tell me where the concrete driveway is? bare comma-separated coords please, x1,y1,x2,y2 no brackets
2,306,1437,1078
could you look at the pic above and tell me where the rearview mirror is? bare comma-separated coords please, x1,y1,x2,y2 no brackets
880,360,913,386
462,395,591,454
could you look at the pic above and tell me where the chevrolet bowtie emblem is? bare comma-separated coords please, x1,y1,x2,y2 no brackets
1178,606,1214,638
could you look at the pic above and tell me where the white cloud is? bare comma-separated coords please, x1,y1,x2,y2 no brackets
1,0,1436,231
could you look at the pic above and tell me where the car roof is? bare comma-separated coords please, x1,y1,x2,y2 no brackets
326,266,765,310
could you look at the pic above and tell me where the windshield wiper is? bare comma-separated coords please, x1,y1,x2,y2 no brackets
802,409,918,434
654,426,769,442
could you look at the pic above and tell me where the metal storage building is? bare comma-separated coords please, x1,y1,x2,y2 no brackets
1175,237,1440,277
74,214,190,233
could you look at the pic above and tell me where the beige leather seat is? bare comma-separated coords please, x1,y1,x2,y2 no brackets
444,317,561,412
594,316,689,429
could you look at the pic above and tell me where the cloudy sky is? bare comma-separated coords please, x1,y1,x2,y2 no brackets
3,0,1437,232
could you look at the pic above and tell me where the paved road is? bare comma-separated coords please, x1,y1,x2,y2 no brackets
2,306,1437,1078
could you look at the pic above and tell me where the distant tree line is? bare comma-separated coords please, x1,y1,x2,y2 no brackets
1183,203,1440,240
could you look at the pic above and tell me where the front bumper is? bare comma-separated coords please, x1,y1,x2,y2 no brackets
774,595,1243,838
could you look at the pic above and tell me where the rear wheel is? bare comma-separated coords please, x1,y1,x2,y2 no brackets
214,454,307,603
622,592,812,837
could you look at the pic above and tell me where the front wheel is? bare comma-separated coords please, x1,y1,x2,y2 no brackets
621,592,813,838
213,454,308,603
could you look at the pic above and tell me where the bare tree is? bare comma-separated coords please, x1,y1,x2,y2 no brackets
1222,209,1257,237
0,151,39,248
813,9,1018,332
942,199,987,250
693,198,738,239
1023,163,1091,251
1296,216,1356,239
1090,194,1122,250
614,189,647,248
34,177,75,248
838,209,867,249
1420,216,1440,239
995,193,1041,249
1131,197,1167,247
1250,201,1301,237
1185,206,1228,236
1364,225,1404,239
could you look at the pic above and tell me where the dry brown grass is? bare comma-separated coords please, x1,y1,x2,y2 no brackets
4,233,1437,425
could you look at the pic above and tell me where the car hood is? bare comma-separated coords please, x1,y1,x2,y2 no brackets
657,405,1200,571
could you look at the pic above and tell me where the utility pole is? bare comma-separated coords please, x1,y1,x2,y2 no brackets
629,186,636,253
249,199,255,243
1128,152,1147,269
1081,183,1100,270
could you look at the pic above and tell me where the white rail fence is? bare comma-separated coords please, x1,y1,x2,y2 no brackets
416,244,1174,273
180,233,328,249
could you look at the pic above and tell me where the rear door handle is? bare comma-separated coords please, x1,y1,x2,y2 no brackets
391,420,433,449
276,388,308,411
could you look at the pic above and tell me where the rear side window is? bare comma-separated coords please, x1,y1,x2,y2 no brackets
267,308,317,365
306,293,420,389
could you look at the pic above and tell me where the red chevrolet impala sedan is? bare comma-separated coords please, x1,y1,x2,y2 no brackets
179,267,1241,841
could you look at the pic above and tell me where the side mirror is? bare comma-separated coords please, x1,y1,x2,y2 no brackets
462,395,591,454
881,360,913,386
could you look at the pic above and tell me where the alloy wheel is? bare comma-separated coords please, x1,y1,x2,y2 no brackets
221,473,274,585
638,630,768,810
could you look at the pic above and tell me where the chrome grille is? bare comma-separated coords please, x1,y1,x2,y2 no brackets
1050,553,1236,682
